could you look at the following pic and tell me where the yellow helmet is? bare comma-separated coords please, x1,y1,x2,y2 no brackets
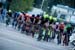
53,17,57,21
49,16,53,20
44,14,49,19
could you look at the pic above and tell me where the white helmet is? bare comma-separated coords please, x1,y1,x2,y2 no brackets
56,22,59,25
8,10,12,12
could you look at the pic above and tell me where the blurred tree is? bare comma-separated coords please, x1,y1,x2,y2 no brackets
34,0,75,9
33,0,42,8
62,0,75,8
7,0,12,2
6,0,12,10
43,0,75,14
47,0,75,9
0,2,3,8
9,0,34,12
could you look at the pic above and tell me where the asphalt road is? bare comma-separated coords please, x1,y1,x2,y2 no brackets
0,23,70,50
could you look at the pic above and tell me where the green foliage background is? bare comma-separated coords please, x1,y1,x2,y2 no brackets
10,0,34,12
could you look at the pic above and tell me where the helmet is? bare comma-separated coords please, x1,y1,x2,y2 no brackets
44,14,49,18
56,22,59,25
8,10,12,12
61,22,64,24
53,17,57,21
32,14,35,17
49,16,53,20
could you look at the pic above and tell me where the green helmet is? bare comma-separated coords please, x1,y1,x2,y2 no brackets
66,24,71,28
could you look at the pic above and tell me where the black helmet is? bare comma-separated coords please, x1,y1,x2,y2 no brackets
32,14,35,17
37,14,40,17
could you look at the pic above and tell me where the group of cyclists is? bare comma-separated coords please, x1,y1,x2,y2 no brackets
0,8,74,46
